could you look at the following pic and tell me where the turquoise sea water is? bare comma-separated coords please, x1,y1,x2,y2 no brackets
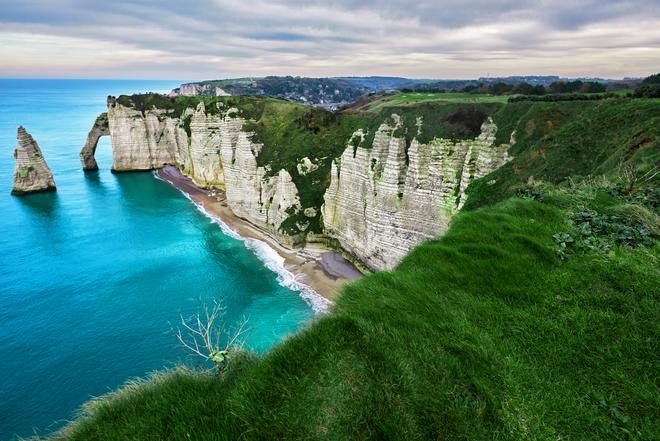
0,80,316,440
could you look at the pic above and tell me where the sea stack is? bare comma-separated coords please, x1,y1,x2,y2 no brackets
11,126,56,195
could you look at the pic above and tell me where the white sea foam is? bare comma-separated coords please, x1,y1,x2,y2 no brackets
154,171,331,314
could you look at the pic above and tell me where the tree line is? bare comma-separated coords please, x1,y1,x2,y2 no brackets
464,80,607,96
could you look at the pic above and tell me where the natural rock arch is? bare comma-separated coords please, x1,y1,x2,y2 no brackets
80,112,109,170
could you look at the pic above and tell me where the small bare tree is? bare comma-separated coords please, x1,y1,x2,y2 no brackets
175,299,248,373
619,163,658,196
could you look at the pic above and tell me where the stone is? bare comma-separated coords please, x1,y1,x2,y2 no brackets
83,99,302,244
83,99,514,269
12,126,56,195
322,115,512,271
297,157,318,175
80,112,109,170
105,96,178,171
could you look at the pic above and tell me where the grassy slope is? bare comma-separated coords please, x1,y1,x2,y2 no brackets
467,98,660,209
52,185,658,440
361,92,509,112
57,96,659,440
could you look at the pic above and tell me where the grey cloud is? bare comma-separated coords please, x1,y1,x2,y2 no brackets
0,0,658,78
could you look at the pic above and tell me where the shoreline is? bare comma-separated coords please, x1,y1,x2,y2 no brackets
155,166,363,310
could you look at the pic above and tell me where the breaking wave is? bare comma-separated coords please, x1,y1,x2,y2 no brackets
154,171,331,314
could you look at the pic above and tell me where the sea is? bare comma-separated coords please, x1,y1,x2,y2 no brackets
0,79,317,440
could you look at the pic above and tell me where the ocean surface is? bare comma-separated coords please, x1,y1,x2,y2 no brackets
0,79,316,440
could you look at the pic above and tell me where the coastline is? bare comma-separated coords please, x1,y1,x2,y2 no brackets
155,165,363,311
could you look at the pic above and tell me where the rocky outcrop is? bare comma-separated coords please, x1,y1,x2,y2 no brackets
83,98,514,268
182,102,302,243
178,83,215,96
171,83,230,97
82,100,302,243
322,115,512,270
297,157,318,175
12,127,56,195
80,113,110,170
105,97,179,171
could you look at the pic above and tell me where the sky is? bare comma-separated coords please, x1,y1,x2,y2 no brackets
0,0,659,80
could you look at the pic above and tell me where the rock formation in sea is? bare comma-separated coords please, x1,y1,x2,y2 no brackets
12,126,57,195
81,97,513,268
81,99,303,245
80,112,110,170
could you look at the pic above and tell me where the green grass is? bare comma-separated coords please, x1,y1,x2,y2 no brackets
363,92,509,112
48,175,659,440
465,98,660,210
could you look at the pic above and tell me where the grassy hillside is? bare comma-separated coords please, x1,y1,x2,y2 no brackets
63,95,659,440
357,92,509,112
49,173,658,440
466,98,660,209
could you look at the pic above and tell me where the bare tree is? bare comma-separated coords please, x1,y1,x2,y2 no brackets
619,163,658,196
175,298,249,373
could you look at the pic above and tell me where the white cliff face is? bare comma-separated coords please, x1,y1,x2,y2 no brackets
174,102,301,242
322,115,512,271
213,111,301,243
12,126,56,195
86,99,514,267
86,100,301,243
177,83,215,96
185,102,226,186
80,113,110,170
106,98,179,171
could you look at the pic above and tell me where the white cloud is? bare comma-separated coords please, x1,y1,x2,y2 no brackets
0,0,658,79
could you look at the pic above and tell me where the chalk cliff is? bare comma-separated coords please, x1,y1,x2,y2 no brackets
82,97,514,269
174,83,225,97
105,97,179,171
322,115,512,270
82,99,302,244
12,126,56,195
183,102,302,243
80,113,110,170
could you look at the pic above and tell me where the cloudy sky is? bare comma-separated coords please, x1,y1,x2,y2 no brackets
0,0,658,80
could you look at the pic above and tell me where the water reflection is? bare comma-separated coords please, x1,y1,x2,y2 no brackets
82,169,106,193
16,191,60,218
114,171,162,203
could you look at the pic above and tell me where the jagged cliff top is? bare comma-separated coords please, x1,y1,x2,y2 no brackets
106,92,658,237
16,126,41,155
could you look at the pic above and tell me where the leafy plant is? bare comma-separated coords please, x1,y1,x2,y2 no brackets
554,210,655,257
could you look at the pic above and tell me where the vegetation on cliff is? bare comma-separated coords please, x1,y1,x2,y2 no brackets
49,177,658,441
47,95,658,440
113,92,658,243
465,99,660,209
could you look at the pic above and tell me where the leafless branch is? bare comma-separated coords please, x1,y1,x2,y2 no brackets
174,298,249,373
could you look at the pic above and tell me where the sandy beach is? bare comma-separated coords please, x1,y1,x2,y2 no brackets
155,166,363,306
